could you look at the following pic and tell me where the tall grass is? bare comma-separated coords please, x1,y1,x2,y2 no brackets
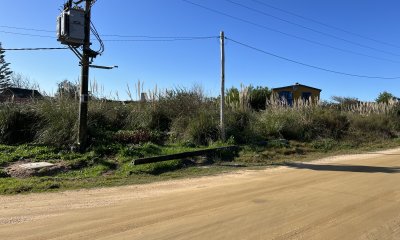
0,83,399,148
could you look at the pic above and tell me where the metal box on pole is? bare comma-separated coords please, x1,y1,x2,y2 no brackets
57,9,85,46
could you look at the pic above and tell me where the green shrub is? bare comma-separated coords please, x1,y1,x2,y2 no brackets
309,109,349,140
0,104,40,144
248,86,270,111
348,114,396,139
279,110,310,141
225,110,257,143
89,102,128,131
36,99,77,147
118,142,162,158
148,108,172,132
257,110,285,138
124,105,152,130
187,112,219,145
311,138,337,152
114,129,151,144
257,109,309,140
113,129,166,145
158,87,205,118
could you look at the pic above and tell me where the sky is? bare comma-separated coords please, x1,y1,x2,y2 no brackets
1,0,400,101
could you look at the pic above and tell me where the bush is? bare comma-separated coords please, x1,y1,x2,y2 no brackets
35,99,78,147
114,129,151,144
279,110,310,141
89,101,128,132
158,87,205,119
348,114,397,139
248,86,270,111
187,112,219,145
124,105,152,130
148,108,171,132
0,104,40,144
309,109,349,140
257,109,309,140
113,129,166,145
311,138,337,152
1,83,400,150
225,110,257,143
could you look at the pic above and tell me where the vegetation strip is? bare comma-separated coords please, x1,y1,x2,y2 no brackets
132,145,238,165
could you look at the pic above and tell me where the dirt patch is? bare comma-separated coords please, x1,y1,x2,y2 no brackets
5,161,68,178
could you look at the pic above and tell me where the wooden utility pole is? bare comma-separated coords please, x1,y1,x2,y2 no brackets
220,31,226,142
77,0,92,151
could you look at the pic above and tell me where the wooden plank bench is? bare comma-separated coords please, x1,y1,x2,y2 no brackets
132,145,238,165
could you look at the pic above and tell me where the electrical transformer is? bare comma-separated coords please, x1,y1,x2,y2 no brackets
57,9,85,46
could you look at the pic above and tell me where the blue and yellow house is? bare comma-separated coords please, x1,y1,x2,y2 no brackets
271,83,321,105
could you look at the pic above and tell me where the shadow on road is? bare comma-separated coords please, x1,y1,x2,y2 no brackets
285,163,400,173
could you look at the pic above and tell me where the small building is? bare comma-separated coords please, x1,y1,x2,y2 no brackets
0,87,43,102
271,83,321,105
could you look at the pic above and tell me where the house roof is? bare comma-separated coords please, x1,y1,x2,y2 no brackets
0,87,43,98
272,83,322,92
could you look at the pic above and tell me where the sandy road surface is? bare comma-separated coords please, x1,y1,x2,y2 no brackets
1,149,400,240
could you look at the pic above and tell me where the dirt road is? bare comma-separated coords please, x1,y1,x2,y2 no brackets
1,149,400,240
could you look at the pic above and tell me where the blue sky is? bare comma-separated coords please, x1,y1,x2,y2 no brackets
1,0,400,101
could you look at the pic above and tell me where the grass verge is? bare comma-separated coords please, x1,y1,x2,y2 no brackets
0,138,399,195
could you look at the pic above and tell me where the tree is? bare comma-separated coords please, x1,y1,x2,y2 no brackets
331,96,359,105
56,79,79,99
376,91,396,104
10,72,39,89
0,42,12,89
225,87,240,107
248,86,271,111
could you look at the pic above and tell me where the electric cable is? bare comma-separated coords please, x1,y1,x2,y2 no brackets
0,30,56,38
225,0,400,55
0,47,68,51
1,25,398,63
90,21,104,54
181,0,400,59
100,34,218,39
226,37,400,80
0,25,54,33
0,27,218,42
251,0,400,49
0,24,218,40
102,36,219,42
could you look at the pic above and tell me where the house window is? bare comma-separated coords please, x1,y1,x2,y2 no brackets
279,91,293,105
302,92,312,101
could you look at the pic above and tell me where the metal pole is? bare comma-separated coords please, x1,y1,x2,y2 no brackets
77,0,92,151
220,31,226,142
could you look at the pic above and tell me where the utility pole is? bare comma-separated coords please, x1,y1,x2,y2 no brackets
220,31,226,142
58,0,114,151
77,0,92,151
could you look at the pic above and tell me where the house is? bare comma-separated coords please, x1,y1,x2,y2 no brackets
0,87,43,102
271,83,321,105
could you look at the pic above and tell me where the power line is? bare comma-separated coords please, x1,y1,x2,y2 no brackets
251,0,400,49
101,34,219,39
225,0,400,56
0,47,68,51
0,27,219,42
90,20,105,54
181,0,400,59
0,24,217,40
103,36,219,42
2,24,399,64
226,37,400,80
0,25,54,33
0,30,56,38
